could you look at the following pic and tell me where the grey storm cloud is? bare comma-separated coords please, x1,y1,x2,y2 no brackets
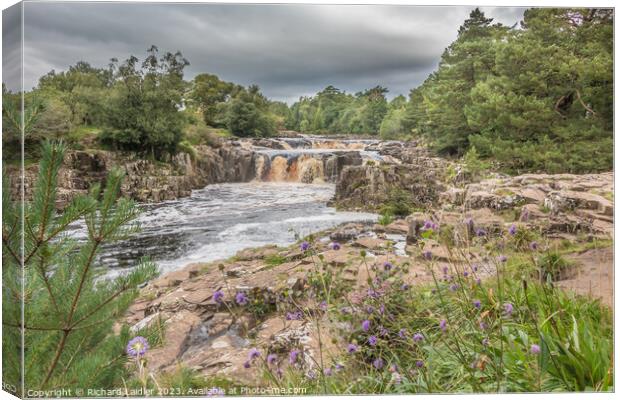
4,2,526,102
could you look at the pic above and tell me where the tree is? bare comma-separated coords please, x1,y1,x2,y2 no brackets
100,46,190,158
2,141,158,394
190,73,238,126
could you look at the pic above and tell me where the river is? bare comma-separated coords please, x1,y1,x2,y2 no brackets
70,180,376,279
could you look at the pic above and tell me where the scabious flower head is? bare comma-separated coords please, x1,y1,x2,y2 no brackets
479,321,488,330
368,335,378,346
530,344,541,354
319,301,328,311
286,310,303,320
306,370,317,380
361,319,371,332
235,291,249,305
450,284,459,292
248,348,261,360
473,299,481,309
383,261,393,271
498,255,508,263
324,367,333,377
329,241,341,250
482,338,489,347
243,360,251,369
472,265,479,272
398,328,408,338
401,283,410,290
213,290,225,304
504,302,514,315
267,354,278,365
347,343,358,353
475,228,486,237
372,358,384,369
413,332,424,342
439,319,447,332
335,363,344,372
508,224,517,235
529,241,539,251
300,241,310,251
463,271,469,277
423,250,432,260
379,325,388,336
476,278,482,285
415,360,424,368
289,349,300,364
126,336,149,358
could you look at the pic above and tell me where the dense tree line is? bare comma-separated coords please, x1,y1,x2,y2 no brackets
2,8,613,172
407,8,613,173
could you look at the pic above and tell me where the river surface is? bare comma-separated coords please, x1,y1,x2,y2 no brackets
70,182,377,278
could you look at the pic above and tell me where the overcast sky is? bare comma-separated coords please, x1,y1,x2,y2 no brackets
3,2,526,102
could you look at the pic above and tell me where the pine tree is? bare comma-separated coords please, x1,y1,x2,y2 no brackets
2,141,158,394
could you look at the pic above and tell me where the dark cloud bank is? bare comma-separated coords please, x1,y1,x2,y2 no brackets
6,2,525,102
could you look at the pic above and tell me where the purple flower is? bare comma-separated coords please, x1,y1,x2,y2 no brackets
423,250,432,260
398,328,408,338
300,241,310,251
508,224,517,235
463,271,469,277
401,283,410,290
529,241,539,251
361,320,371,332
475,228,486,237
498,255,508,263
422,220,434,230
476,278,482,285
213,290,225,304
267,354,278,365
248,348,261,360
413,332,424,342
126,336,149,358
286,311,303,320
472,265,479,272
504,302,514,316
289,349,300,364
319,301,328,311
368,335,378,346
347,343,358,353
335,363,344,372
366,305,375,314
324,367,333,376
439,319,447,332
243,360,251,369
235,292,249,305
530,344,541,354
473,299,481,309
329,242,341,250
415,360,424,368
450,284,459,292
391,372,403,385
482,338,489,347
479,321,488,330
372,358,384,369
442,266,449,274
379,325,388,336
306,370,317,380
383,261,393,271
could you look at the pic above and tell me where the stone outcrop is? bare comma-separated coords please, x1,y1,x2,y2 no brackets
333,158,448,211
6,142,262,208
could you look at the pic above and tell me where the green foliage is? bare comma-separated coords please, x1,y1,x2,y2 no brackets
378,211,394,226
407,8,612,173
286,85,392,135
99,46,190,157
462,146,489,181
2,141,158,394
380,189,415,217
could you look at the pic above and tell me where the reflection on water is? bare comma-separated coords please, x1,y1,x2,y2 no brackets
68,182,376,278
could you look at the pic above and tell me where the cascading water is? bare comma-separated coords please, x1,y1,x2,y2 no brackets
67,136,397,278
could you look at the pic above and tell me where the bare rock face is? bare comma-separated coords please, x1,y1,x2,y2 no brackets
334,162,446,211
8,143,262,208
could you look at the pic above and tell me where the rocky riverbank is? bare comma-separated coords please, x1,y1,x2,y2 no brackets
122,160,613,385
